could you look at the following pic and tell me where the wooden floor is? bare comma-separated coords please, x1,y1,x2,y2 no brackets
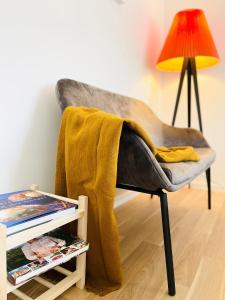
9,188,225,300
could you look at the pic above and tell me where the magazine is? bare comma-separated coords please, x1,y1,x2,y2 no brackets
0,190,76,235
7,228,89,285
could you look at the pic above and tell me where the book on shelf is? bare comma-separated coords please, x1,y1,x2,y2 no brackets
7,228,89,285
0,190,77,235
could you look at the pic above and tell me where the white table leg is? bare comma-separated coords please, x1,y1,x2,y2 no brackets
76,195,88,289
0,224,7,300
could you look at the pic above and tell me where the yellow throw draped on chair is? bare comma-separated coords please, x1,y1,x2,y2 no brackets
55,106,199,295
156,146,199,163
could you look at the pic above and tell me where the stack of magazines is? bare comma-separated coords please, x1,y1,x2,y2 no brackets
7,228,89,285
0,190,77,235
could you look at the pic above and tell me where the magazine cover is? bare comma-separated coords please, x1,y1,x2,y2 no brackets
0,190,76,228
7,228,89,285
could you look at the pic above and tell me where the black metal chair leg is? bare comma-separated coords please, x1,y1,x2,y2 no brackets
206,168,211,210
159,192,176,296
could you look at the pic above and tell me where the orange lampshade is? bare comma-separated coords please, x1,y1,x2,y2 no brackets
157,9,220,71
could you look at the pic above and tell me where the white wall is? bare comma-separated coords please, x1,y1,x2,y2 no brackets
160,1,225,190
0,0,165,193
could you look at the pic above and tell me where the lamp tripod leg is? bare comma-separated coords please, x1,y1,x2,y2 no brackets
187,60,192,128
172,59,188,126
190,58,203,132
190,58,212,207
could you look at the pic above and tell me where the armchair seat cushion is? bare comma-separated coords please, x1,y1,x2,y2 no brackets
160,148,216,185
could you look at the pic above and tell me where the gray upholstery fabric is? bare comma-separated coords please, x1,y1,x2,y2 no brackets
56,79,208,148
117,125,173,191
56,79,164,145
56,78,215,192
160,148,216,185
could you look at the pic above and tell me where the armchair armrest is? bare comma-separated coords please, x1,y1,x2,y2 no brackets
161,124,209,148
117,124,172,192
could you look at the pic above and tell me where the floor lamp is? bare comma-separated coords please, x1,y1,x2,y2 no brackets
156,9,220,132
156,9,220,207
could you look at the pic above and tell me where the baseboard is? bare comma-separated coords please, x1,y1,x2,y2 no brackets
114,190,139,208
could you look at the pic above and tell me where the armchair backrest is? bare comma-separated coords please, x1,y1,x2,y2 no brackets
56,79,164,145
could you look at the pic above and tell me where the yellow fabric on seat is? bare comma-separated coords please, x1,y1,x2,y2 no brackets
55,106,199,295
156,146,200,163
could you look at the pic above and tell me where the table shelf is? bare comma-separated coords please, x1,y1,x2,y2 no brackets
0,185,88,300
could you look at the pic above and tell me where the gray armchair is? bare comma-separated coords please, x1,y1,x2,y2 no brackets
56,79,215,296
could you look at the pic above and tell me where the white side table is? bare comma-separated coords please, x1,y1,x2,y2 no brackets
0,185,88,300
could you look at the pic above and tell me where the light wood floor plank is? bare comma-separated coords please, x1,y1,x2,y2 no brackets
186,257,225,300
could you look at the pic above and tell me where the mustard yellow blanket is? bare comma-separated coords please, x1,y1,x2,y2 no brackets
55,107,199,295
